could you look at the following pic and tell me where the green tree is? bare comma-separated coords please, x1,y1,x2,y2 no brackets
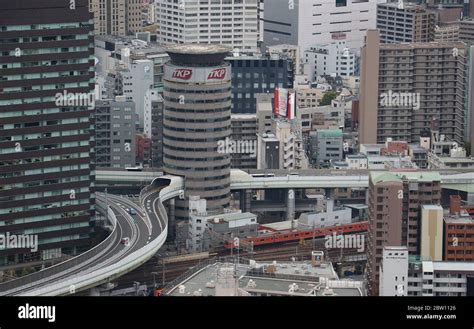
465,141,471,156
319,91,339,106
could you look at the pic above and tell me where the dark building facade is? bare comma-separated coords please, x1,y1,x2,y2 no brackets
0,0,96,267
228,55,293,114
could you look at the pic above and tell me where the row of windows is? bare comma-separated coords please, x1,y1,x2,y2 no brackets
0,34,89,44
0,22,91,32
164,86,231,94
0,210,90,227
163,125,229,133
187,183,231,191
1,57,90,69
164,134,230,143
164,96,231,104
0,198,91,215
165,106,230,114
164,115,230,123
165,164,228,171
164,152,228,162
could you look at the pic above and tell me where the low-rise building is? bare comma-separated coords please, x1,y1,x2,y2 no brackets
345,154,368,170
408,258,474,296
298,199,352,228
163,255,364,296
444,212,474,262
308,129,343,168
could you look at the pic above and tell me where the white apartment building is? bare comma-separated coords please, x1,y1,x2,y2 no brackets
263,0,378,51
302,41,357,80
156,0,259,54
379,246,409,296
408,261,474,296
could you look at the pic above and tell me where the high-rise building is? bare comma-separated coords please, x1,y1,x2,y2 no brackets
376,3,437,44
359,30,473,148
156,0,259,54
366,171,442,296
90,0,145,36
262,0,377,51
95,98,137,168
228,54,294,114
0,0,95,266
163,44,232,220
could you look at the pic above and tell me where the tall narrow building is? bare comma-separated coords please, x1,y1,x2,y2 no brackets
359,29,473,152
163,44,232,220
0,0,96,267
366,171,441,296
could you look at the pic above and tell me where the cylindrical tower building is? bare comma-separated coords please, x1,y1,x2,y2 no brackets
163,44,232,220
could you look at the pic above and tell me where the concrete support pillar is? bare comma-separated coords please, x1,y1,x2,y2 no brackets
325,188,334,199
286,188,295,221
468,192,474,204
167,198,176,243
240,189,252,212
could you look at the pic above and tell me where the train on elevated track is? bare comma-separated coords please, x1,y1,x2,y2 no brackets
223,221,368,249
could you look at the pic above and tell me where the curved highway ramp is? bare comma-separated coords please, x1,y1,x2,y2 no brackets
0,176,184,296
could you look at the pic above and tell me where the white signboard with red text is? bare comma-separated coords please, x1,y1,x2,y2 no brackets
164,64,231,83
274,87,296,120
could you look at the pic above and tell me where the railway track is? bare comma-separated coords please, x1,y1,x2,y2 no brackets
110,239,366,292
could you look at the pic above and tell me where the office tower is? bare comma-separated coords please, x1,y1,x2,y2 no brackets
163,44,232,220
366,172,441,296
90,0,145,36
0,0,95,266
262,0,377,51
376,3,437,43
359,30,472,148
95,98,137,168
228,54,293,114
379,246,409,296
156,0,259,54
